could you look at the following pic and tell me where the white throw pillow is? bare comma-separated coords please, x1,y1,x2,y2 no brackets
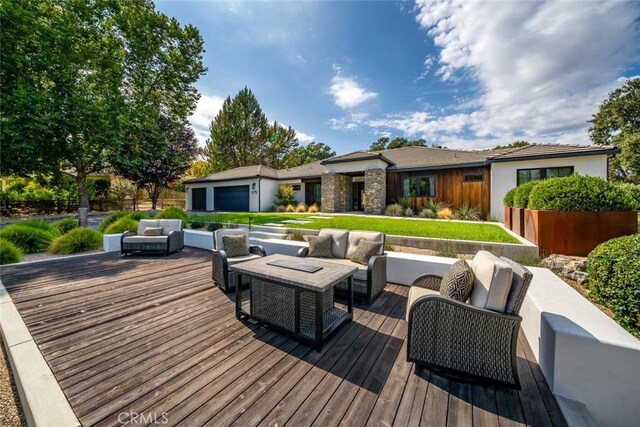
469,251,513,312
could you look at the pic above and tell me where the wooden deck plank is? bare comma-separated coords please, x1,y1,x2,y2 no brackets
0,248,566,427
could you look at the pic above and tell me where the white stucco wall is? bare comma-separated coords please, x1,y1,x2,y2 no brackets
490,155,609,219
259,179,279,211
325,159,388,174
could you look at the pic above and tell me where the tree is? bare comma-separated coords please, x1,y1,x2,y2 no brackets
203,87,304,171
589,78,640,183
118,120,199,210
369,136,427,151
493,140,530,150
0,0,205,209
283,142,336,167
185,160,213,178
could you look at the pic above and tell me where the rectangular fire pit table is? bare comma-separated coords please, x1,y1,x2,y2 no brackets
233,254,357,350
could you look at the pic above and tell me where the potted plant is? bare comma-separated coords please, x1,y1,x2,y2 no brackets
503,187,516,230
510,181,536,237
525,175,637,256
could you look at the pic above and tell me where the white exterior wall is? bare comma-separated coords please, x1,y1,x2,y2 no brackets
278,179,305,205
259,179,279,211
185,184,214,211
490,155,609,220
325,159,388,174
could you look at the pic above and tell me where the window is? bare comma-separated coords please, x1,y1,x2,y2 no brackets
313,183,321,203
402,176,436,198
464,174,484,182
291,184,301,191
517,166,573,185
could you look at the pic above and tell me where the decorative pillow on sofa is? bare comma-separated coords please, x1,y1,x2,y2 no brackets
142,227,164,236
308,235,333,258
350,239,383,265
222,234,249,258
440,259,475,302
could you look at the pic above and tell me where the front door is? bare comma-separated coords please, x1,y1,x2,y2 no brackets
352,181,364,211
191,188,207,211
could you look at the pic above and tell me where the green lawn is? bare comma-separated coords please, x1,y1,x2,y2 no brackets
188,212,520,244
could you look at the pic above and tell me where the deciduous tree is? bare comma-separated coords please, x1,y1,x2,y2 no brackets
283,142,336,167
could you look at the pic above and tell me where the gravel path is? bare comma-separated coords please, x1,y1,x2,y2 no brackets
0,341,26,427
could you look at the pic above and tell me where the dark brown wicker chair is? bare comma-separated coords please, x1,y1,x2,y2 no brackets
211,228,266,292
406,255,532,389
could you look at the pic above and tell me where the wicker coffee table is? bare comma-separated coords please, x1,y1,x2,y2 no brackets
233,254,357,350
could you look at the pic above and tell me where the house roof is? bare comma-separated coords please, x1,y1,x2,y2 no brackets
185,143,617,183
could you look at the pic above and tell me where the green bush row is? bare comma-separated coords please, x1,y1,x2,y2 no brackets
587,234,640,337
503,175,637,211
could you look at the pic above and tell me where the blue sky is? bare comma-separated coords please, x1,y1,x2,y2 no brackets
156,1,640,154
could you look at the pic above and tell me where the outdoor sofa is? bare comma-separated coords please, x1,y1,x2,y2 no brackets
211,228,266,292
406,250,532,389
297,228,387,304
121,219,184,256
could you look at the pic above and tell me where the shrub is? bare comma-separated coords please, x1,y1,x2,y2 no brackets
275,184,298,206
397,197,411,210
404,207,414,217
285,204,296,212
49,228,103,254
0,239,24,264
0,224,56,253
454,204,481,221
587,234,640,336
127,211,148,221
190,221,205,229
528,175,634,212
206,222,223,232
295,203,307,213
419,207,436,218
276,205,287,212
53,218,78,235
437,208,453,219
618,183,640,210
104,217,139,234
385,203,403,217
99,211,129,232
503,187,517,208
286,230,306,241
156,206,188,222
513,181,537,209
308,204,319,213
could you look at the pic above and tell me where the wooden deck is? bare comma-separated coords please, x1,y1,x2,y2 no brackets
0,248,566,427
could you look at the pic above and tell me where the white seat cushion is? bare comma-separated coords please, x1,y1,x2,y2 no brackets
469,251,513,312
309,257,367,281
123,235,168,245
137,220,159,236
318,229,349,259
227,254,261,265
158,219,182,235
406,287,440,321
215,229,249,251
345,231,384,259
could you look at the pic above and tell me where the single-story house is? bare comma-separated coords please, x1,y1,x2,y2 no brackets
184,144,617,219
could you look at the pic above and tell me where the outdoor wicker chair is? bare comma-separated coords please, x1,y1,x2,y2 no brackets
121,219,184,256
297,229,387,304
211,228,266,292
406,251,532,389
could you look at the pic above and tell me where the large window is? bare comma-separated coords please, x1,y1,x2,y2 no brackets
402,176,436,198
517,166,573,185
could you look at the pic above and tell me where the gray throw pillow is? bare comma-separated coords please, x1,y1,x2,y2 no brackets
440,259,475,302
308,235,333,258
222,234,249,258
142,227,163,236
351,239,383,265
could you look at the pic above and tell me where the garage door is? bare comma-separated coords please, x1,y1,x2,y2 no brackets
191,188,207,211
214,185,250,212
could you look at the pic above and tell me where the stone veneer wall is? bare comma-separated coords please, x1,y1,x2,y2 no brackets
364,168,386,214
321,173,352,212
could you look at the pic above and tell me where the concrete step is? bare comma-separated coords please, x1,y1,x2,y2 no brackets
249,231,288,240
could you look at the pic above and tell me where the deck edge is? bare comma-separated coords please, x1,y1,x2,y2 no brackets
0,278,80,427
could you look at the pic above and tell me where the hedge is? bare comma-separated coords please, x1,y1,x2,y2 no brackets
513,181,537,209
587,234,640,337
528,175,634,212
503,187,517,208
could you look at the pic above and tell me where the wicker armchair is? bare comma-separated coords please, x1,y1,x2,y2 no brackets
406,255,532,389
121,219,184,256
211,229,266,292
297,229,387,304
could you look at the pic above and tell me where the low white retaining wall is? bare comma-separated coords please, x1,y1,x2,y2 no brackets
103,231,640,425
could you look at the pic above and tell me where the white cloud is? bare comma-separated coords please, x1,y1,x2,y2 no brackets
329,67,378,109
328,112,369,131
188,94,225,146
296,131,315,143
403,0,640,148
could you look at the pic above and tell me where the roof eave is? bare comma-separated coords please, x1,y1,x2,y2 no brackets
321,153,395,166
488,148,619,163
387,162,488,173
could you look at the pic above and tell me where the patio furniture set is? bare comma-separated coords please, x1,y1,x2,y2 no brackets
125,221,532,390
